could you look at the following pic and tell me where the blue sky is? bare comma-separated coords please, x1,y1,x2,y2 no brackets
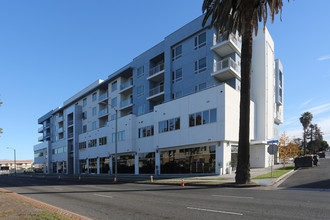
0,1,329,160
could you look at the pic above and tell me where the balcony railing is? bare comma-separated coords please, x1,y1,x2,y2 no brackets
120,80,133,91
58,127,64,133
120,98,133,109
38,127,43,133
68,133,74,139
215,32,238,46
58,116,63,122
215,57,239,72
149,63,164,77
38,136,43,142
149,84,164,97
67,120,73,126
98,92,108,101
98,108,108,117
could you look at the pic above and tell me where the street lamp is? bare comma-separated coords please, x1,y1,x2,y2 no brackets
108,103,118,183
6,147,16,176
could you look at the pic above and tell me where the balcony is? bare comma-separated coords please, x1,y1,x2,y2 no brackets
120,79,133,94
38,136,43,142
274,111,283,124
147,84,164,101
58,116,63,122
58,127,64,133
98,108,108,118
211,33,241,57
119,98,133,110
98,92,108,102
147,63,164,82
67,120,73,127
211,58,240,81
38,127,43,133
68,132,74,139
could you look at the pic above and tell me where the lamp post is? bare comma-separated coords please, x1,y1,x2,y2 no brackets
6,147,16,176
109,103,118,183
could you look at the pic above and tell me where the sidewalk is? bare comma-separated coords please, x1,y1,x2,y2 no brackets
24,162,295,187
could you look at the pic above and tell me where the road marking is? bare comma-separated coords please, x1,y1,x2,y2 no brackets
53,187,63,191
187,207,243,216
212,195,254,199
93,194,113,198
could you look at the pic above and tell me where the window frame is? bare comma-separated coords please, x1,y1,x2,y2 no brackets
194,57,207,74
172,44,182,61
194,32,206,49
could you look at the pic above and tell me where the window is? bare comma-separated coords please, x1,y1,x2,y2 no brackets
111,114,116,121
172,91,183,99
112,131,125,142
99,136,107,146
83,125,87,133
194,57,207,74
138,125,154,138
82,111,87,120
112,81,117,92
79,141,87,151
172,45,182,60
137,85,144,97
92,93,97,101
195,32,206,49
172,68,182,83
159,117,180,133
83,98,87,107
111,97,117,107
195,82,207,92
137,66,144,78
137,104,145,116
92,107,97,116
88,139,97,148
189,108,217,127
92,121,97,130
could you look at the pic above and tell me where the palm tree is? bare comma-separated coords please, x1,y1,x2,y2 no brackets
202,0,286,184
299,112,313,155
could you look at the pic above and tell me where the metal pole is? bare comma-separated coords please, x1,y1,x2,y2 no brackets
14,149,16,176
115,109,118,182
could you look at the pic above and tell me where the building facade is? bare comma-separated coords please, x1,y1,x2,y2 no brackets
33,15,283,175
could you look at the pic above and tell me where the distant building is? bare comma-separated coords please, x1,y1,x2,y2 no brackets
33,15,283,175
0,160,33,172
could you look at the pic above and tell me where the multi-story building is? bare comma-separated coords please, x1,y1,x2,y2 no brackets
33,15,283,175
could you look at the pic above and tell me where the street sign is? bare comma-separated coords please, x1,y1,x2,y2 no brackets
267,144,278,155
267,140,279,144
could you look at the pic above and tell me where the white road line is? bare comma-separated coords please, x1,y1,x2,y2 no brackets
53,187,63,191
93,194,113,198
187,207,243,216
212,195,254,199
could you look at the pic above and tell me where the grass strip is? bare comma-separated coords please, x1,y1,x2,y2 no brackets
252,165,294,179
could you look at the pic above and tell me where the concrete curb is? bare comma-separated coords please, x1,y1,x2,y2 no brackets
271,169,296,187
0,188,91,220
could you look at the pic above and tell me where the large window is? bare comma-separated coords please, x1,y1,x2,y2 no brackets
92,92,97,102
172,44,182,60
92,107,97,116
99,136,107,146
159,117,180,133
88,139,97,148
100,157,110,174
195,32,206,49
79,141,86,151
80,159,87,174
112,154,135,174
137,104,145,115
83,98,87,107
112,131,125,142
138,125,154,138
160,145,216,174
52,162,57,174
139,153,155,174
89,158,97,174
189,109,217,127
111,97,117,107
92,121,97,130
172,68,182,83
34,151,44,158
194,57,207,74
137,66,144,78
195,82,207,92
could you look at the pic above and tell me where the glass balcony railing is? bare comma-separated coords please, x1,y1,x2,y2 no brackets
149,84,164,97
98,92,108,101
98,108,108,117
149,63,164,77
120,80,133,91
120,98,133,108
58,127,64,133
38,136,43,141
68,120,73,126
214,57,239,73
58,116,63,122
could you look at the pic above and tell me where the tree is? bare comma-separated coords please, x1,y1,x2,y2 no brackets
307,124,323,153
299,112,313,155
278,132,300,167
202,0,286,184
320,140,329,152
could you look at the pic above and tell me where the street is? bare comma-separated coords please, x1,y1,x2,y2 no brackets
1,158,330,219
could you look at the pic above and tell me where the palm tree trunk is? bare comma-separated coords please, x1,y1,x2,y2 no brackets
235,8,254,184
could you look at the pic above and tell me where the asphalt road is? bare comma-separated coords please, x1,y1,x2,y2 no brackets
1,174,330,220
279,153,330,189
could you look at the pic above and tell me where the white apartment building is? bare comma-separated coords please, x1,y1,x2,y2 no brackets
33,15,283,175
